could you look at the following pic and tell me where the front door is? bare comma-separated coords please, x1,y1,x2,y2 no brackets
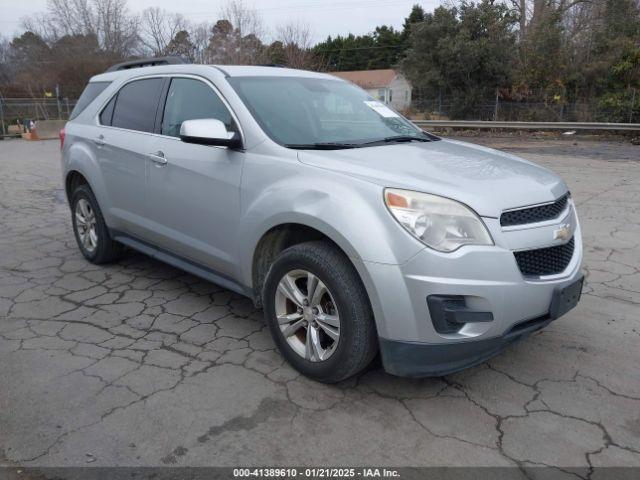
145,77,244,276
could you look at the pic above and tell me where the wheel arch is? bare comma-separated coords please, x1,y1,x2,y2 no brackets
250,222,343,305
63,140,112,226
65,170,91,204
247,219,382,333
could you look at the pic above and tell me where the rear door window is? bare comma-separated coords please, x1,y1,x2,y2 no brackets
69,81,111,120
111,78,164,133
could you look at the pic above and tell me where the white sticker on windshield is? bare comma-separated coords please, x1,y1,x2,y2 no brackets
364,101,400,118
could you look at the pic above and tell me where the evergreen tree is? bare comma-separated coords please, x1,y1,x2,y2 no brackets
165,30,196,62
402,1,517,118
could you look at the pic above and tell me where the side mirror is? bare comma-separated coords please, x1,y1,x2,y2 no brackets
179,119,241,148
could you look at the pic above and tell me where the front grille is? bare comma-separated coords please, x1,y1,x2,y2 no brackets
514,237,575,276
501,194,569,227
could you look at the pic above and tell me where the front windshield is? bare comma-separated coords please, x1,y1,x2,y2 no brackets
228,76,430,148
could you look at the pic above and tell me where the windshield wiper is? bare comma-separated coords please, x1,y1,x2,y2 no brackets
383,135,431,143
284,142,359,150
285,135,434,150
357,135,432,147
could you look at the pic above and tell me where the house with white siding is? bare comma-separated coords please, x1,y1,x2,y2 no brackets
330,69,412,111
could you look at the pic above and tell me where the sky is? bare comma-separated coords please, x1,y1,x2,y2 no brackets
0,0,442,43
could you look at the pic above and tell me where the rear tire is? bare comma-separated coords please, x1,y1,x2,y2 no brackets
71,184,122,264
262,241,377,383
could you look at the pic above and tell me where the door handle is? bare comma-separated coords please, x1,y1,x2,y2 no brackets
148,151,167,165
93,135,105,147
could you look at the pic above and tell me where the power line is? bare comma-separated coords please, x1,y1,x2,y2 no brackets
1,0,427,53
0,0,424,23
11,43,408,64
187,0,421,16
314,44,406,53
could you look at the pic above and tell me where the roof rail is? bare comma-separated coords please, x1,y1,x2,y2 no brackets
105,56,188,73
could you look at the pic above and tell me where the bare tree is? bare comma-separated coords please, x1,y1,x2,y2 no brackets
276,21,316,69
221,0,265,42
0,35,9,64
216,0,267,64
191,23,211,64
140,7,189,56
0,35,11,86
96,0,139,57
505,0,531,38
28,0,95,37
21,0,138,57
503,0,592,39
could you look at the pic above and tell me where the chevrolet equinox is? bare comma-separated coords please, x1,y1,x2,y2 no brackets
61,59,583,383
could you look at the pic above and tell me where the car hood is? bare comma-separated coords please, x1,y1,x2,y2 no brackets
298,139,567,218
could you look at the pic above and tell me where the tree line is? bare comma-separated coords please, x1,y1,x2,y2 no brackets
0,0,316,98
0,0,638,122
316,0,640,121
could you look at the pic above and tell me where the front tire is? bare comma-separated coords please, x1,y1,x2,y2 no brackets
262,241,377,383
71,184,122,264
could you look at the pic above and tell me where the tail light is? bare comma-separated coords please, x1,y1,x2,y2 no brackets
59,128,66,150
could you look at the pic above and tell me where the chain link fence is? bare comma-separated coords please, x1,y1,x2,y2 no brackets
2,93,639,137
0,98,77,137
410,92,639,124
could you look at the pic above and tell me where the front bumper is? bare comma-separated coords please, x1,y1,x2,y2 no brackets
379,315,552,377
360,201,583,377
379,286,581,376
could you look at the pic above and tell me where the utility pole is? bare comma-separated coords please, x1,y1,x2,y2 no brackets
494,87,499,121
0,90,5,137
630,88,637,123
56,84,61,119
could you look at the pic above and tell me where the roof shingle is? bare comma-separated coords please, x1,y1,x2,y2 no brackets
330,69,399,88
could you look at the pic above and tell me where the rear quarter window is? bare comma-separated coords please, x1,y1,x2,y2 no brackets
99,96,117,126
69,82,111,120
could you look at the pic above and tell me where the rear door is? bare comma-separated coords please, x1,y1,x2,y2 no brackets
145,76,244,276
97,77,165,239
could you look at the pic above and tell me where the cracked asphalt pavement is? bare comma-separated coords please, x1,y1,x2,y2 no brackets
0,137,639,473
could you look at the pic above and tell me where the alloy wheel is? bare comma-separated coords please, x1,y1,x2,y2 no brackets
75,198,98,253
274,269,341,362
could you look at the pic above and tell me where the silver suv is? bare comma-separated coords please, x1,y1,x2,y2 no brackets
61,60,583,383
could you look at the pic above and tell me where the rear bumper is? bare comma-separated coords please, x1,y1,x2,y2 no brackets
380,313,556,377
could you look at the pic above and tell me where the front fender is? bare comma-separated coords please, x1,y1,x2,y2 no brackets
236,170,425,288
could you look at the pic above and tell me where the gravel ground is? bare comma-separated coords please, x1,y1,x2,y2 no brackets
0,136,639,475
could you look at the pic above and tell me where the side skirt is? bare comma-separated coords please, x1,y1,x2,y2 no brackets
111,230,251,298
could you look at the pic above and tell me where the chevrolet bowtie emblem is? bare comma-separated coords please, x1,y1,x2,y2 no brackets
554,224,572,241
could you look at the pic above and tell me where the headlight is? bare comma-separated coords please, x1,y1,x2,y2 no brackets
384,188,493,252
